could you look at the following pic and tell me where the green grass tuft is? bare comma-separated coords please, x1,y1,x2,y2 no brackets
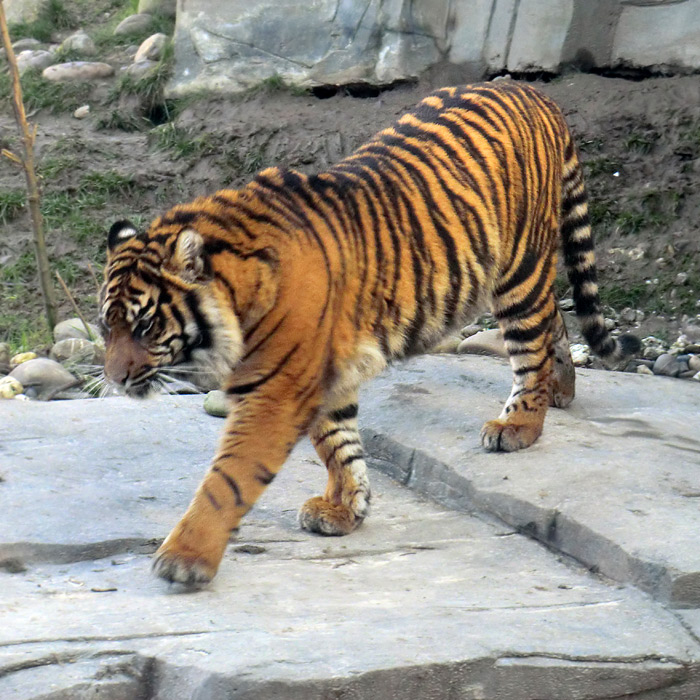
0,69,93,114
0,190,27,224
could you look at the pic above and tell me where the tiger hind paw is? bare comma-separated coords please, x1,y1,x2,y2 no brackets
298,496,368,536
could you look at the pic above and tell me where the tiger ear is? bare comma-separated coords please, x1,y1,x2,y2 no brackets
173,228,210,282
108,220,139,251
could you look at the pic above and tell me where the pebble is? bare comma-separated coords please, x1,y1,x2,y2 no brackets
50,338,104,365
134,33,167,63
559,298,575,311
74,104,90,119
429,335,461,354
0,376,24,399
652,353,680,378
11,352,37,367
203,390,230,417
9,358,78,399
42,61,115,82
114,14,154,36
53,318,101,343
693,371,700,382
636,365,653,376
60,30,97,56
457,329,507,358
682,324,700,343
570,343,591,367
16,49,55,74
689,355,700,372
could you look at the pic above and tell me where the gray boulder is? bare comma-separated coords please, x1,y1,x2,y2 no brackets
114,13,154,37
9,358,78,399
53,318,100,343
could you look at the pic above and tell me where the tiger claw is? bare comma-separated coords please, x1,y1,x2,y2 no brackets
152,548,216,587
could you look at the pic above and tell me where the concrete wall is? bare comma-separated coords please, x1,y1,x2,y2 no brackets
168,0,700,96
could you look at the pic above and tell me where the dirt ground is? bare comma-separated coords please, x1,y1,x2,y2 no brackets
2,66,700,350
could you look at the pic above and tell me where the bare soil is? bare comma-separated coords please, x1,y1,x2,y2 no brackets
2,69,700,350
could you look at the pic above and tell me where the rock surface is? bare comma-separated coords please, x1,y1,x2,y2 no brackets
360,355,700,607
2,384,700,698
168,0,700,96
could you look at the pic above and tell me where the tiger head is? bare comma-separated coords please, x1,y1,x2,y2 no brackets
100,219,244,398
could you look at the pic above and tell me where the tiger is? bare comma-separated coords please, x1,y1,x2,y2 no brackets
100,81,639,585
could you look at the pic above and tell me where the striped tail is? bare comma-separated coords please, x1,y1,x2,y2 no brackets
560,144,640,362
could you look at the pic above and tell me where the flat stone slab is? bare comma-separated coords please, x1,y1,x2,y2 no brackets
2,394,700,698
359,355,700,607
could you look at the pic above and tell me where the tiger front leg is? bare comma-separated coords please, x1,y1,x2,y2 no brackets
300,392,370,536
153,389,307,585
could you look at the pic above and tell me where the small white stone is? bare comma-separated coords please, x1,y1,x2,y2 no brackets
570,343,591,367
73,104,90,119
688,355,700,372
636,365,653,376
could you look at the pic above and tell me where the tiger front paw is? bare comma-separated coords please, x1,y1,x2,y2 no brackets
480,418,542,452
299,496,367,536
152,521,228,586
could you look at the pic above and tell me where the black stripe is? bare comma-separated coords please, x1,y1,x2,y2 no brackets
328,439,362,462
340,454,365,467
204,487,221,511
328,404,358,422
255,463,275,485
212,466,245,507
227,343,300,395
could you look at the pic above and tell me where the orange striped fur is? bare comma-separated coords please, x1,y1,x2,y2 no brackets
101,82,638,584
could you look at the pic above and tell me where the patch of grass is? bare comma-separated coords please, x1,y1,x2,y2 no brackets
0,313,52,354
38,154,78,179
0,190,26,224
94,10,175,52
584,156,621,178
95,109,148,132
219,142,268,175
244,73,309,98
598,283,647,309
8,0,76,43
0,69,93,114
624,129,659,155
149,122,216,160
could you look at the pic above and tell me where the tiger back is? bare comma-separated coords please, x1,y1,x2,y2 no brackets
101,81,639,585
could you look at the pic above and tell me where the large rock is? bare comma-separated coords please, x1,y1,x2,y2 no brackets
114,13,154,36
167,0,700,96
2,395,700,697
134,32,168,62
9,358,77,399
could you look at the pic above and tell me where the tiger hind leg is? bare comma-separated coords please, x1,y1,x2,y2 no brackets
550,303,575,408
300,393,370,536
481,285,558,453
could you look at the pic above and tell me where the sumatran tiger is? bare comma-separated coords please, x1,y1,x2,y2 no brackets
100,81,639,585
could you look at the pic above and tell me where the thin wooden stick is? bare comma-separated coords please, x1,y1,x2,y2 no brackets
0,0,58,331
87,261,101,297
55,271,94,341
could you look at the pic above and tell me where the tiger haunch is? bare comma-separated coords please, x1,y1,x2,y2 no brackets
101,82,638,584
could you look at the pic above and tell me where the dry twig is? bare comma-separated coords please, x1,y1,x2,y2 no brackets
0,0,58,330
